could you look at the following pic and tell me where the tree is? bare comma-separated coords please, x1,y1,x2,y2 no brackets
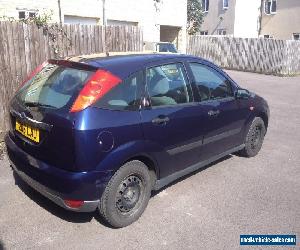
187,0,204,35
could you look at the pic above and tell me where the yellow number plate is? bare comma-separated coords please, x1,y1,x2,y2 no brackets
15,120,40,143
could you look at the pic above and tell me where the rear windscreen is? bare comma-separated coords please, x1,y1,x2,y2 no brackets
17,63,93,110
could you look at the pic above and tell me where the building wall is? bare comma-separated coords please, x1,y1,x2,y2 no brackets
200,0,236,35
0,0,102,23
106,0,187,51
261,0,300,40
60,0,102,23
233,0,260,38
0,0,187,51
0,0,60,21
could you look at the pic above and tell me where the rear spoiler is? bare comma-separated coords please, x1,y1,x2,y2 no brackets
48,59,98,71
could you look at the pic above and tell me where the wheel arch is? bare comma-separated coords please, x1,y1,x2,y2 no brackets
124,154,159,187
257,111,269,130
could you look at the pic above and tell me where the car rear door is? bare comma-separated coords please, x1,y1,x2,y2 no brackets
139,61,210,178
186,61,248,159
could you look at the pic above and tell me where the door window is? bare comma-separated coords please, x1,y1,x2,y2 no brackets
146,63,193,107
189,63,233,101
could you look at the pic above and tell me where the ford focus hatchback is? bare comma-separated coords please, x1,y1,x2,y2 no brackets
5,53,269,228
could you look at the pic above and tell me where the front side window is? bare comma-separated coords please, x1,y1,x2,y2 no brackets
202,0,209,12
95,71,143,111
264,0,277,15
146,63,193,107
189,63,233,101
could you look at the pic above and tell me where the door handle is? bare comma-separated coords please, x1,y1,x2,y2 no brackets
208,110,220,116
152,115,170,125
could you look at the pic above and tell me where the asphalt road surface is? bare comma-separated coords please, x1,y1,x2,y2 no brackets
0,70,299,250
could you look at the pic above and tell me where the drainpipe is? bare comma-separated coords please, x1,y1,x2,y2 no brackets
102,0,107,26
58,0,62,25
258,0,264,36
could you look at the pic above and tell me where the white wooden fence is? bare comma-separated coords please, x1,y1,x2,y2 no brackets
187,36,300,76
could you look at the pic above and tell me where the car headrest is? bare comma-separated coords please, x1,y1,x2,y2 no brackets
150,75,169,96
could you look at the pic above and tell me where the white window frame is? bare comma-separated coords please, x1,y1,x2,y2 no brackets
17,9,38,19
223,0,229,10
202,0,209,13
264,0,277,15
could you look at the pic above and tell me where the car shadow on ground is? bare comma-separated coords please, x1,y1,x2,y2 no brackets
12,154,233,227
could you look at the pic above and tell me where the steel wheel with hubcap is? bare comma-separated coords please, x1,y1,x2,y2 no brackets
239,117,266,157
116,175,144,214
99,160,152,228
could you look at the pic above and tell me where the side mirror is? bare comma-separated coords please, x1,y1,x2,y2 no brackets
235,89,251,99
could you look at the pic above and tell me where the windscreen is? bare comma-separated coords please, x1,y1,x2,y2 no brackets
157,43,177,53
17,63,93,110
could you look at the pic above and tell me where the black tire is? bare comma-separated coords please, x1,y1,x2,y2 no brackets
239,117,266,157
99,160,152,228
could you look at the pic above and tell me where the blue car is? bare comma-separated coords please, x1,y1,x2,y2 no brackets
5,53,269,227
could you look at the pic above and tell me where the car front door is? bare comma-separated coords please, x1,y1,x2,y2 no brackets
139,62,210,179
186,61,248,160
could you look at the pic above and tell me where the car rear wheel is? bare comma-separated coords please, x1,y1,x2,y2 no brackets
99,160,152,228
239,117,266,157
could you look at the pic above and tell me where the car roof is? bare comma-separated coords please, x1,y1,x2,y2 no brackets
67,52,202,78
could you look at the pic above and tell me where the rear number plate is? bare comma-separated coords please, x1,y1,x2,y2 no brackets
15,120,40,143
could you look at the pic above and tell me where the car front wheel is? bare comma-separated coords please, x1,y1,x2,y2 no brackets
99,160,152,228
239,117,266,157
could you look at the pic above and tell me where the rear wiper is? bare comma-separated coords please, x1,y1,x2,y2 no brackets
24,102,56,109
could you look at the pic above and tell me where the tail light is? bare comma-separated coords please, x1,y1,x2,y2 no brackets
70,69,122,113
19,61,48,88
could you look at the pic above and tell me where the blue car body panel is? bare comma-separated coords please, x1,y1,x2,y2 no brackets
5,53,269,212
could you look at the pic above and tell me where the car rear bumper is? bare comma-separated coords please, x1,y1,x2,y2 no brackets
5,133,113,212
10,162,100,212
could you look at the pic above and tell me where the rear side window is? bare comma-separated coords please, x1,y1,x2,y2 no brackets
17,63,93,109
146,63,193,107
189,63,233,101
94,71,143,111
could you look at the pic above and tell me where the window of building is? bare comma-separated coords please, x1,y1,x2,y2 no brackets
28,12,36,18
223,0,229,9
264,0,277,15
200,31,208,35
263,34,273,39
18,10,38,19
293,33,300,40
18,11,25,19
189,63,233,101
202,0,209,12
64,15,99,25
146,63,193,107
217,29,227,35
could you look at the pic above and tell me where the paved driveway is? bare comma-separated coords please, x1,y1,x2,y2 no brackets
0,71,299,250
